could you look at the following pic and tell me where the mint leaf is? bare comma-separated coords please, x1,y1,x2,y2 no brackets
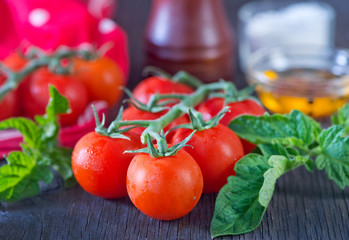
229,110,321,149
50,147,75,187
0,152,40,202
46,85,70,117
316,125,349,189
34,85,70,141
210,154,270,237
0,118,41,149
0,86,75,202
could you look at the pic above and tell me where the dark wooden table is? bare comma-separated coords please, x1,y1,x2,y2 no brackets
1,0,349,239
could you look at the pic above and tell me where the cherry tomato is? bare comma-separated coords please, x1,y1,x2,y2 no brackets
127,149,203,220
74,57,124,106
72,131,144,199
23,67,89,126
0,78,18,120
2,53,27,71
171,124,244,193
122,106,189,137
197,98,266,153
2,53,28,115
132,76,194,104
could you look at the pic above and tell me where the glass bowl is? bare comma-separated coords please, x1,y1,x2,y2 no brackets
246,45,349,118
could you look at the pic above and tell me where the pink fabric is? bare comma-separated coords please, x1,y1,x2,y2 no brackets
0,0,126,154
0,0,128,80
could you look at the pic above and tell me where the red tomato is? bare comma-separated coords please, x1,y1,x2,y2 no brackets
74,57,124,106
122,106,189,137
197,98,265,153
0,78,18,120
132,76,194,104
171,124,244,193
127,149,203,220
23,68,89,126
2,53,27,71
72,131,144,199
2,53,28,116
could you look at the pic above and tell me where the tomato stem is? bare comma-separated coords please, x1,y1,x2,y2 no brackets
0,46,98,101
138,82,229,143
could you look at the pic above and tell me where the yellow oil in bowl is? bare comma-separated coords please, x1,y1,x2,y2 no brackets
246,46,349,118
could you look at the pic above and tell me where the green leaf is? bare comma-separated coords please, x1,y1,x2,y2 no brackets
229,110,321,149
34,85,70,141
331,103,349,126
0,152,40,202
258,143,289,158
259,155,305,207
0,86,73,202
46,85,70,117
210,154,270,237
316,125,349,189
50,147,76,188
0,117,41,149
258,156,287,207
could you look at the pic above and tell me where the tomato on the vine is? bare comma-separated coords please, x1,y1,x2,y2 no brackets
2,53,27,71
197,98,265,153
23,67,89,126
171,124,244,193
72,131,144,199
74,56,124,107
0,78,18,120
1,53,28,116
132,76,194,104
122,106,189,137
127,149,203,220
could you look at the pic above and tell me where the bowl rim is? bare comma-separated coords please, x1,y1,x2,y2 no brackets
245,44,349,98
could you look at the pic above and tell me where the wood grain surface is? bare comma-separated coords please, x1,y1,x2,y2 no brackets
1,0,349,239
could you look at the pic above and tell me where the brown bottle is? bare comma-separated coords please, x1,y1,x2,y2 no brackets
144,0,234,83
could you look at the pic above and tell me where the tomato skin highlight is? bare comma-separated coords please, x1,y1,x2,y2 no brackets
132,76,194,104
74,57,124,107
23,68,89,126
72,131,144,199
127,149,203,220
171,124,244,193
197,98,265,153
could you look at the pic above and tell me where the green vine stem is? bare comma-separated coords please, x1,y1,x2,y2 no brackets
106,81,233,146
0,46,97,101
143,66,204,89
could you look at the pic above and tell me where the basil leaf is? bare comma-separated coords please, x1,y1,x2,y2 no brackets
210,154,270,237
229,110,321,149
316,125,349,189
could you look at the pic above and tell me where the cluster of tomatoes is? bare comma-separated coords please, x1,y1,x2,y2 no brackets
0,52,124,126
71,75,266,220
